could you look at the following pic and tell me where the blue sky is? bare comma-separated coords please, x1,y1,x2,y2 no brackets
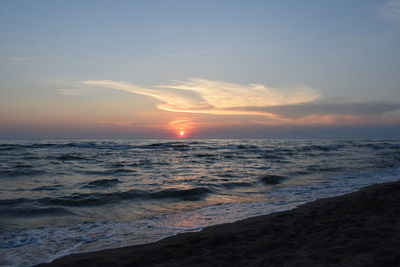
0,0,399,138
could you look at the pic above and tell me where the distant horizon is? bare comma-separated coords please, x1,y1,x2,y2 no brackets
1,124,399,140
1,137,400,140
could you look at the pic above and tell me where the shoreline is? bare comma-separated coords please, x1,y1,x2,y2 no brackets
38,180,400,266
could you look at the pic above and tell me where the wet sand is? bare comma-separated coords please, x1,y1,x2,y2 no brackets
38,181,400,266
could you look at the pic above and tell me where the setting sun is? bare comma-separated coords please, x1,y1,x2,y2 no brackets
179,130,185,137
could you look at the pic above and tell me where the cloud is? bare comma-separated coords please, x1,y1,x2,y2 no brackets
82,78,399,126
83,79,210,110
158,78,319,108
383,109,400,120
380,0,400,22
248,101,400,118
238,101,400,125
83,78,319,122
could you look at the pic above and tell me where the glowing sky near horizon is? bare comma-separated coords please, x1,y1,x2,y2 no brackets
0,0,399,138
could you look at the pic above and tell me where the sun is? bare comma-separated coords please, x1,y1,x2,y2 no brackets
174,129,188,138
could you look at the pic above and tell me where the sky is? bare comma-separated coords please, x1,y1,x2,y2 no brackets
0,0,399,139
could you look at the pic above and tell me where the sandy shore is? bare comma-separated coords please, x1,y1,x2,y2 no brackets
38,181,400,267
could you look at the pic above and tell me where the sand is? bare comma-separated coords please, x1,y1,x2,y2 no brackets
38,181,400,266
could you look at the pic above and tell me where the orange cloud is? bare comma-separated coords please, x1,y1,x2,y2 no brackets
82,78,320,120
82,79,400,128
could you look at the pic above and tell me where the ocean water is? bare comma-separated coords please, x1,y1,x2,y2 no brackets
0,139,399,266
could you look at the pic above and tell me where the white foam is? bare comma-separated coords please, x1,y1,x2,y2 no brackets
1,167,399,267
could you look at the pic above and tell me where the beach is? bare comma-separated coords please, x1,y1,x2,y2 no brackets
38,180,400,267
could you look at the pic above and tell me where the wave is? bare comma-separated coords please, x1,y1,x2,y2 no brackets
236,144,260,150
42,187,212,206
143,142,190,150
0,168,45,178
1,140,397,152
109,162,126,168
307,165,339,172
81,178,121,188
0,236,38,249
0,143,60,150
260,175,286,185
56,154,86,161
127,161,151,167
127,159,169,167
0,145,18,151
297,144,344,152
81,168,136,176
37,192,139,207
260,153,287,160
219,182,253,189
149,187,212,201
64,142,136,150
0,142,135,151
0,206,76,218
0,187,214,210
2,141,397,162
32,185,63,191
193,153,216,158
340,141,400,150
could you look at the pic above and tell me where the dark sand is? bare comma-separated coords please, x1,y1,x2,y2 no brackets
38,181,400,267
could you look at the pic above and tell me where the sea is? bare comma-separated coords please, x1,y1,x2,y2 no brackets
0,139,399,266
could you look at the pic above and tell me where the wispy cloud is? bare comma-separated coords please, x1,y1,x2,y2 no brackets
82,78,399,126
380,0,400,22
83,79,209,110
250,101,400,118
383,109,400,120
159,78,319,108
242,101,400,125
83,78,319,122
